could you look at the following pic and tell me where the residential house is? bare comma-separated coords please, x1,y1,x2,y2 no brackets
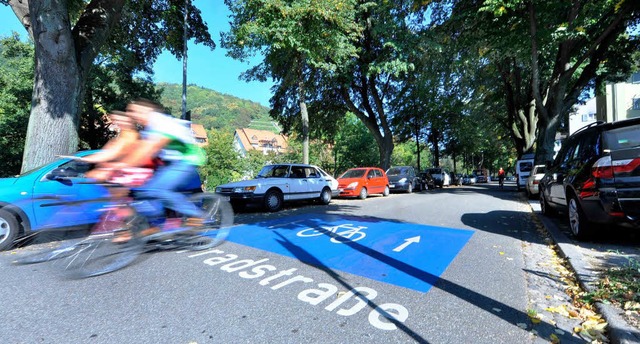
596,71,640,123
233,128,288,156
569,97,597,135
190,123,208,146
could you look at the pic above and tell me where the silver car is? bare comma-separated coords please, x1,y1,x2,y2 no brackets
525,165,546,199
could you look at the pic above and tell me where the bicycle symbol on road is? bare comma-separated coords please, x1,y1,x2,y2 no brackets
296,224,367,244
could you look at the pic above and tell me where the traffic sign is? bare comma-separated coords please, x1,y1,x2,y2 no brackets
226,214,474,293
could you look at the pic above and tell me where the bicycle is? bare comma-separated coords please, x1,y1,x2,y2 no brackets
12,183,233,278
296,223,367,243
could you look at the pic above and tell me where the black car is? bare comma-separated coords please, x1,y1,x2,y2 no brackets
538,118,640,240
419,171,435,190
386,166,421,193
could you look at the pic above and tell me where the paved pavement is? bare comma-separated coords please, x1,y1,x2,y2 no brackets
528,199,640,344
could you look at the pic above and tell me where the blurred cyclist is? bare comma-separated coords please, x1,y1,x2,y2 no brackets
108,99,205,237
498,167,505,188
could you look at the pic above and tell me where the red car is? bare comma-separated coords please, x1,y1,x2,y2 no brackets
337,167,390,199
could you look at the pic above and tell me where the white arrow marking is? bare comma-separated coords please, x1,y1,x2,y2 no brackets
392,236,421,252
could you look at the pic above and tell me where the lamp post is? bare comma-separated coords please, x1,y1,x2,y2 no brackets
181,0,188,120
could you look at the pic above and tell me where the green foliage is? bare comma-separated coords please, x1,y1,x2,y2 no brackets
200,130,246,190
0,34,33,177
159,83,274,133
582,255,640,314
332,113,379,175
391,140,431,171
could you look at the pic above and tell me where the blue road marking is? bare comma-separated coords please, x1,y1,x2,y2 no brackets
226,214,474,293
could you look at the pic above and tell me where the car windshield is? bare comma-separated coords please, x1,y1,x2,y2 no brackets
535,166,546,174
428,169,441,174
386,167,407,176
340,169,366,178
257,165,290,178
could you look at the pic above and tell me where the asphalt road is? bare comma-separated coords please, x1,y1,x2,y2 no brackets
0,182,625,343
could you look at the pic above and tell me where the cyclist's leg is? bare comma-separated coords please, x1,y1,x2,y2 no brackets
133,161,202,219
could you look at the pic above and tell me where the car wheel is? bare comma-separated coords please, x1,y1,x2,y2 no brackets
264,189,283,212
0,209,19,251
539,190,556,217
319,187,332,205
526,187,532,199
383,186,390,196
568,196,593,240
407,183,413,193
358,187,368,200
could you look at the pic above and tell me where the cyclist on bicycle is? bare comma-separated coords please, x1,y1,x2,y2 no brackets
498,167,505,188
107,99,206,238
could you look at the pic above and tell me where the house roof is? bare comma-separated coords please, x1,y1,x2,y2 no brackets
191,123,207,139
234,128,288,152
190,123,208,146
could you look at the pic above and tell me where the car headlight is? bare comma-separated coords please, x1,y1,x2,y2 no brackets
399,178,407,183
215,187,222,193
234,186,256,193
346,181,359,189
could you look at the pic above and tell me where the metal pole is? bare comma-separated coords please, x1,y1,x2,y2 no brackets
181,0,188,120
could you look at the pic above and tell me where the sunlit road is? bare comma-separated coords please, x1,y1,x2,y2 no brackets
1,182,569,343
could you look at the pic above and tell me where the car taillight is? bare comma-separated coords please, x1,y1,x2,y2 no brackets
592,155,640,179
592,156,614,179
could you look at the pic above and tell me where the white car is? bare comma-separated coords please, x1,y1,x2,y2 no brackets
314,166,339,197
525,165,546,199
215,163,333,212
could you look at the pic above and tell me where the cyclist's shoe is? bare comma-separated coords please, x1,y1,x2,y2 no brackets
140,226,160,237
112,229,133,244
186,217,205,227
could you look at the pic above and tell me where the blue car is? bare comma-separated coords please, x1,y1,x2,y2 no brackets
0,151,112,251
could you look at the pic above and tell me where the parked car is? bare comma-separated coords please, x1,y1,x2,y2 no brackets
314,166,339,197
525,165,546,199
426,168,451,188
419,171,435,190
516,153,535,191
452,173,463,186
539,118,640,240
215,163,333,212
462,174,476,185
386,166,421,193
337,167,389,199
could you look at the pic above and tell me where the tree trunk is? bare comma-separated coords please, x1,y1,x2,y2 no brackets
429,128,440,167
21,0,83,172
298,80,309,165
16,0,125,172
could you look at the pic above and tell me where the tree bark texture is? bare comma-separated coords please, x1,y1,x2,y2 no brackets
16,0,125,172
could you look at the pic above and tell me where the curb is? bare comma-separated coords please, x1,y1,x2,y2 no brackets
534,211,640,344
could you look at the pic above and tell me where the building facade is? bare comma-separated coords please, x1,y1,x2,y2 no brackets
596,72,640,123
233,128,288,157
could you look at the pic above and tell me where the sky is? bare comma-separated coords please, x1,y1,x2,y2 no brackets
0,1,274,107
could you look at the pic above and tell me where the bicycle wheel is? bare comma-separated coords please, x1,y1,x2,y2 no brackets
173,193,233,250
12,227,88,265
11,196,104,265
54,211,149,278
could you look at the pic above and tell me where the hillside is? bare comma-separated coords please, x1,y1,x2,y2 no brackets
158,82,280,133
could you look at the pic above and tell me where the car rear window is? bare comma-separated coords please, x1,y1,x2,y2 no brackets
519,161,533,172
604,124,640,151
387,167,410,176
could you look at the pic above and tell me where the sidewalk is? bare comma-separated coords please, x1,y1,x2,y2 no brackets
529,200,640,344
